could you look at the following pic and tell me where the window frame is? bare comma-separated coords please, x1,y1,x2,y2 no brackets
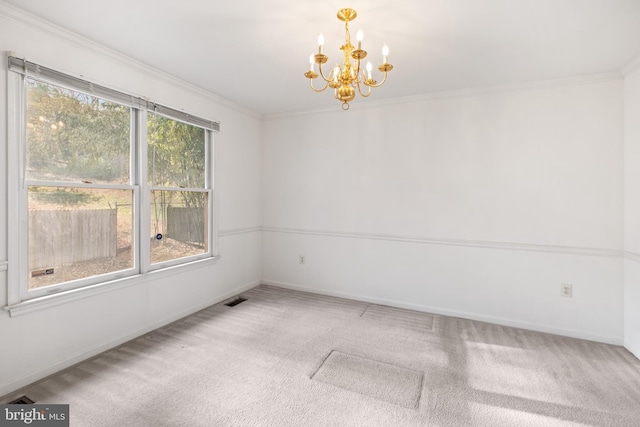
144,109,215,272
5,58,220,314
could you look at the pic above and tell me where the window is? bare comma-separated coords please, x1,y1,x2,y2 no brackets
148,113,210,265
25,79,135,292
6,57,219,309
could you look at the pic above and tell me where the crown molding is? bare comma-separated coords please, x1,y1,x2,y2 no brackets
264,70,623,120
0,1,261,120
262,226,622,258
0,2,633,124
621,53,640,77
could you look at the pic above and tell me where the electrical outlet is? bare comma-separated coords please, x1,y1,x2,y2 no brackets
299,255,305,265
561,283,573,298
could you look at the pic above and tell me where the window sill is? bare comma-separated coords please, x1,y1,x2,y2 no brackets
2,256,220,317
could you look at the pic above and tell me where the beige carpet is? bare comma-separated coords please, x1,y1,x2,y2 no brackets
3,284,640,426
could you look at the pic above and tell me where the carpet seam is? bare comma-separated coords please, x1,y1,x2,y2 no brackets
310,349,336,380
415,370,425,410
359,304,370,317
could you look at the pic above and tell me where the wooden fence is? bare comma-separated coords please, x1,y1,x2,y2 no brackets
28,209,117,270
166,206,206,246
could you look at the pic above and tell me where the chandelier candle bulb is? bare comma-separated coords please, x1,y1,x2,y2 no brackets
366,61,372,79
318,34,324,54
309,54,314,71
357,29,363,49
382,44,389,63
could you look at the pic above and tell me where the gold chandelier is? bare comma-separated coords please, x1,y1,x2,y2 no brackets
304,8,393,110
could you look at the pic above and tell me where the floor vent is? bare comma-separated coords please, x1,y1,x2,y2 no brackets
8,396,35,404
225,297,247,307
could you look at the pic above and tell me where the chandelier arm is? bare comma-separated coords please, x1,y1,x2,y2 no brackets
309,78,330,93
365,71,389,88
356,67,366,84
356,77,373,98
318,61,333,83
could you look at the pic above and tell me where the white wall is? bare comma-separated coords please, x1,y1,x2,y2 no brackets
262,78,625,344
0,6,262,396
0,2,636,399
624,63,640,358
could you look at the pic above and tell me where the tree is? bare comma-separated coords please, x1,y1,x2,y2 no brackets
26,78,130,184
148,113,207,245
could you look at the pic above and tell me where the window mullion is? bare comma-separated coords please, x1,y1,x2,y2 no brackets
138,109,150,274
208,131,219,257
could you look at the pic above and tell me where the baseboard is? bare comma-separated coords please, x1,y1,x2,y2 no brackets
0,279,260,399
625,338,640,360
261,279,624,346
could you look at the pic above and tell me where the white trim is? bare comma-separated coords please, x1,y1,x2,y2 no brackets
0,279,261,398
625,337,640,360
3,257,220,317
262,226,621,258
621,53,640,77
262,279,623,345
147,251,215,273
264,71,623,120
0,2,260,119
138,110,149,273
6,70,24,306
208,130,219,259
212,134,221,258
624,251,640,263
219,226,262,237
24,181,135,190
0,261,7,272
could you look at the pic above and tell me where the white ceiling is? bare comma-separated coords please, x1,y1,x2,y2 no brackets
5,0,640,115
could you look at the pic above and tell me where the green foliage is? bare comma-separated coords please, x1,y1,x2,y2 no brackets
26,79,208,240
30,187,99,206
148,113,207,234
26,79,130,183
148,113,205,190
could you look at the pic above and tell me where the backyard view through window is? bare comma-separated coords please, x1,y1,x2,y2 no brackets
148,113,208,264
24,77,212,291
26,79,133,289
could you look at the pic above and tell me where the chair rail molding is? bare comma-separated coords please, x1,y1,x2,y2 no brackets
262,226,622,258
